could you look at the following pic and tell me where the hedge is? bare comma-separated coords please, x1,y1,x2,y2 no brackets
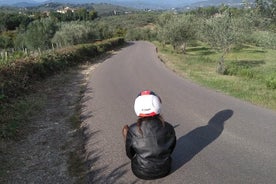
0,37,125,101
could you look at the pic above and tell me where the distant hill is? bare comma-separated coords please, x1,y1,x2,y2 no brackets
13,2,39,7
20,2,137,16
41,0,200,9
189,0,255,8
92,3,137,16
0,0,255,9
0,0,39,7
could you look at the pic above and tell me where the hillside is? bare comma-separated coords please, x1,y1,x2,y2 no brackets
0,0,255,9
189,0,255,8
8,2,138,16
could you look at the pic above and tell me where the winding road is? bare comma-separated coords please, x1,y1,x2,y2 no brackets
81,41,276,184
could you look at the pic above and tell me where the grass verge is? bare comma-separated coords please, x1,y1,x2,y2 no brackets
154,41,276,111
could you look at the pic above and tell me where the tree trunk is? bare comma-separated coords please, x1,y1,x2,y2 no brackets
216,49,228,74
181,43,187,54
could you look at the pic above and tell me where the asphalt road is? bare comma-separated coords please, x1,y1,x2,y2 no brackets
81,41,276,184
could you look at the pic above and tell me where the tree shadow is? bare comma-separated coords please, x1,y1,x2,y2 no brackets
234,60,265,68
186,47,216,56
80,116,135,183
80,127,131,184
171,109,234,172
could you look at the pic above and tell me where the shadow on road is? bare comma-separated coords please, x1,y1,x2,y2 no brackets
80,127,132,184
74,42,139,183
80,97,132,183
171,109,234,173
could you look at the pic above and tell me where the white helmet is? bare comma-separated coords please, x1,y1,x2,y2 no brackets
134,90,162,117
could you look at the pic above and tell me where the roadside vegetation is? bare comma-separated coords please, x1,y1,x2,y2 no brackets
127,1,276,110
0,0,275,182
156,42,276,110
0,0,275,137
0,4,129,139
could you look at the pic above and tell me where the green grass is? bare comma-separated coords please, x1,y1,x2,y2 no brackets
154,41,276,110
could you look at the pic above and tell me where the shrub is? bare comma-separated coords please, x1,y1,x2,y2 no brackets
76,44,98,58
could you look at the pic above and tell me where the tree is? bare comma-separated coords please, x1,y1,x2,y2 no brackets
190,6,220,18
0,13,33,31
255,0,276,22
89,10,98,20
96,22,114,39
125,27,155,41
158,14,198,53
49,11,63,21
51,21,98,46
200,10,252,74
157,12,174,28
15,18,57,50
75,8,88,21
0,34,13,49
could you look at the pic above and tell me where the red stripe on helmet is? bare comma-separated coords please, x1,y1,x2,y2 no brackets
141,90,151,95
138,112,157,117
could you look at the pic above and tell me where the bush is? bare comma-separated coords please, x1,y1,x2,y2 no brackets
76,44,98,58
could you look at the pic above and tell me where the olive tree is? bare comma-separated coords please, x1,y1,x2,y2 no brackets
52,21,98,47
200,10,252,74
15,18,57,50
158,13,198,53
255,0,276,23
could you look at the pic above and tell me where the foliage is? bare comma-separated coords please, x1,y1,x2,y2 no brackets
0,37,125,100
189,6,220,18
74,8,92,21
92,3,137,16
0,32,14,49
93,12,158,40
52,21,99,47
255,0,276,23
15,18,58,50
0,38,125,140
250,31,276,49
96,21,117,39
98,12,159,29
0,12,33,31
157,13,198,53
126,27,157,41
200,10,252,73
200,11,251,51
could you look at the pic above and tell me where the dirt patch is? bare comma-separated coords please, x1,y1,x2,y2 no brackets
0,62,100,184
